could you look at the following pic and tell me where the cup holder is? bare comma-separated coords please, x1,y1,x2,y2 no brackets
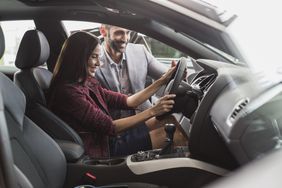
83,158,125,166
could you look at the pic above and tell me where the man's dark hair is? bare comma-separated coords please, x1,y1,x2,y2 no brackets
103,24,111,31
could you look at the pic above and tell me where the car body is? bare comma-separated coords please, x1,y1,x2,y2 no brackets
0,0,282,187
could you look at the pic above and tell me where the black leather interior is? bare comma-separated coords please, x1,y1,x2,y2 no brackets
15,29,50,69
0,27,35,188
2,72,161,188
14,29,84,148
1,72,67,188
0,26,4,58
0,26,162,188
56,140,85,163
0,91,18,187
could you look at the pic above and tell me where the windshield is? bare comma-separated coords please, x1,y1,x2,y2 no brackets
221,0,282,82
170,0,235,25
203,43,242,64
167,0,282,82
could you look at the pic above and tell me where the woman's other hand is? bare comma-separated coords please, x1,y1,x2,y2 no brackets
149,94,176,116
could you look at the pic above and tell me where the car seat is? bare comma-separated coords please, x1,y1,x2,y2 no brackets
13,29,83,146
0,26,163,188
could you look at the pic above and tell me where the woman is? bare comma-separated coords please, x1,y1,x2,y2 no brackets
48,31,187,158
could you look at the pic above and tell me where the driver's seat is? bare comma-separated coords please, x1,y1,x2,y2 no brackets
1,70,163,188
13,29,83,145
0,26,162,188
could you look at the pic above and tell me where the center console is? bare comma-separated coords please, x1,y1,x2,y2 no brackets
83,157,126,166
65,122,228,188
65,145,227,188
131,146,189,162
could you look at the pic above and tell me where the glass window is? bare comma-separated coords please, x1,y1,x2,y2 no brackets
61,20,101,36
135,34,188,67
0,20,36,67
61,20,189,68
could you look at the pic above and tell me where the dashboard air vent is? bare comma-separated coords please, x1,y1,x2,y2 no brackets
228,98,249,125
192,74,216,92
192,76,206,85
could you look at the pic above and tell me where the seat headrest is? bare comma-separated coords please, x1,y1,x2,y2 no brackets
0,72,26,129
0,26,4,58
15,30,50,69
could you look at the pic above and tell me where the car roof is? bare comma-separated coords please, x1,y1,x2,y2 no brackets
0,0,244,62
0,0,229,30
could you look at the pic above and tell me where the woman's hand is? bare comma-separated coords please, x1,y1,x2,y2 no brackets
149,94,176,116
158,66,176,85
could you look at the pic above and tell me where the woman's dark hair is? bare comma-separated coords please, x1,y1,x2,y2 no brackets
51,31,100,85
48,31,100,102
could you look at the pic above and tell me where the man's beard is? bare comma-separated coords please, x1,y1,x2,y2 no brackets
109,39,127,53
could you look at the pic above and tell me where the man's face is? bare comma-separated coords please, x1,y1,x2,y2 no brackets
106,26,131,53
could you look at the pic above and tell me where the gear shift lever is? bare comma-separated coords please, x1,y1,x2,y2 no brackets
160,123,176,155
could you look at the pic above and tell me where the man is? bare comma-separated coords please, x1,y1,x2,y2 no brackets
96,24,168,119
95,25,186,156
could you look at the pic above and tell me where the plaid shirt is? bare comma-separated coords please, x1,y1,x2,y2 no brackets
48,78,131,158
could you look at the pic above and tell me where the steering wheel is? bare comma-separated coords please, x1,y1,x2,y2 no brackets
163,57,187,95
156,57,187,119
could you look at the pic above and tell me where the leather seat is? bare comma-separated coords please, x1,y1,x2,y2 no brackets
0,26,162,188
0,25,4,57
1,69,162,188
13,29,83,146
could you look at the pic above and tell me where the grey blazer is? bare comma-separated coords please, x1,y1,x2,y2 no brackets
95,43,167,118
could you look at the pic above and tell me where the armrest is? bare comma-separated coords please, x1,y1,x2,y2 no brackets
27,103,83,145
56,140,84,163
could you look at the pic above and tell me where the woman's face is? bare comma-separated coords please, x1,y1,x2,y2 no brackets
87,44,101,77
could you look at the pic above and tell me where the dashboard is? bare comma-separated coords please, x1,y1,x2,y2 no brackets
182,59,282,170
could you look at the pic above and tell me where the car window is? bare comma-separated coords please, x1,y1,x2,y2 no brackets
61,20,193,70
62,20,102,37
135,33,189,67
0,20,35,67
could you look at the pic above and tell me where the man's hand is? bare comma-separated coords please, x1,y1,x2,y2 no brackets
171,60,177,67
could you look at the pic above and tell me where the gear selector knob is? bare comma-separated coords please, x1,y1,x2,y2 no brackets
165,123,176,142
159,123,176,155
